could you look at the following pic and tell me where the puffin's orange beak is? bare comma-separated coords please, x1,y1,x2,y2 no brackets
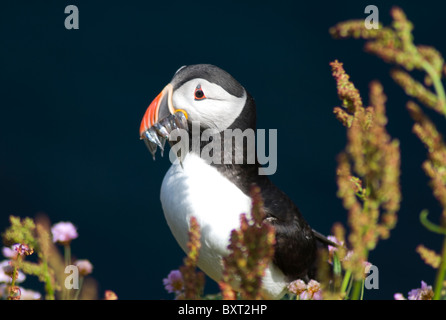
139,83,189,160
139,83,175,138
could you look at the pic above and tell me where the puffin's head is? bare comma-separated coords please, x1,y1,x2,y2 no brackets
139,64,251,138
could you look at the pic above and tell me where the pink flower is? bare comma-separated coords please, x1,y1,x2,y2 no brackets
393,293,406,300
363,261,372,273
394,281,434,300
2,247,17,259
288,279,323,300
312,290,323,300
299,291,312,300
0,260,26,283
12,244,33,256
408,281,433,300
19,287,41,300
163,270,184,295
287,279,307,295
51,222,78,244
326,235,354,263
307,280,321,294
104,290,118,300
327,235,343,256
75,259,93,276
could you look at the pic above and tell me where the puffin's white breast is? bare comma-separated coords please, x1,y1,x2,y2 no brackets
160,152,288,298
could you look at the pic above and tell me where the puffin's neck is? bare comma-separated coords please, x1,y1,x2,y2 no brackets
187,91,258,164
186,92,264,195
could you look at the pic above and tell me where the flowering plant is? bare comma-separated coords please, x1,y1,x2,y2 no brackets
1,216,113,300
328,6,446,300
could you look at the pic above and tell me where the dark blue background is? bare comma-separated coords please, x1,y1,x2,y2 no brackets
1,1,445,299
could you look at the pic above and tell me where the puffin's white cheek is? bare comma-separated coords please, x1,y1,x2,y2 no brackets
171,78,247,131
191,98,246,132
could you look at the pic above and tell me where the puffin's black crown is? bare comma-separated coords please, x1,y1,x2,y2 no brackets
171,64,245,98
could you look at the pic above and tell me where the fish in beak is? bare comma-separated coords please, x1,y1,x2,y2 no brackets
139,84,188,160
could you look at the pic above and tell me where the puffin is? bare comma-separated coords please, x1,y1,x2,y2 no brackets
139,64,331,299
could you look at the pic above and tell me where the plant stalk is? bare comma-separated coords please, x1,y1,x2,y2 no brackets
421,60,446,116
433,235,446,299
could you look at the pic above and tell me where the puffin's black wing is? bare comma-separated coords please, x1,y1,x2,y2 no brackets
215,161,326,281
312,228,338,247
258,178,318,281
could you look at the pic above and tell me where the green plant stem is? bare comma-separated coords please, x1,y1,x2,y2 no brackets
420,210,446,234
7,255,23,300
350,248,369,300
64,244,71,266
73,276,84,300
7,265,18,300
341,269,352,295
420,51,446,300
63,243,71,300
10,266,17,288
333,252,342,276
42,260,55,300
421,60,446,116
433,235,446,299
351,279,364,300
360,279,366,299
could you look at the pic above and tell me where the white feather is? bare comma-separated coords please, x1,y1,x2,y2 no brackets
160,152,288,299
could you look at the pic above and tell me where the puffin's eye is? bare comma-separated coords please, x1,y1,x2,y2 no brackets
194,85,206,100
